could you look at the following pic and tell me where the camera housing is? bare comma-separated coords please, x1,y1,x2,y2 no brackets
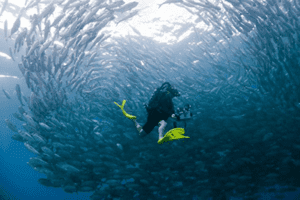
176,104,192,120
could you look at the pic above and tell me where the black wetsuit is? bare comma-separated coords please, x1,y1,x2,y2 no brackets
142,86,175,134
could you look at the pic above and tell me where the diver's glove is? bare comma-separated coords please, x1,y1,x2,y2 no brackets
171,114,180,121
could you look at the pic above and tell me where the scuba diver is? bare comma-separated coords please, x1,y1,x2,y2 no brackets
115,82,190,144
134,82,180,139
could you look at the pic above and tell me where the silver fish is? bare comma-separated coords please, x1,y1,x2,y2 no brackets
23,113,37,127
0,0,8,16
28,14,38,38
39,39,51,56
56,163,80,173
39,122,51,131
5,119,18,132
10,16,21,38
65,37,76,49
116,143,123,151
36,3,40,14
9,48,15,61
51,13,64,27
62,53,74,69
117,10,139,25
158,0,181,9
25,71,30,88
63,185,77,193
43,20,50,42
14,28,27,53
81,6,99,25
67,0,86,9
19,130,34,141
11,133,24,142
58,48,69,66
39,2,54,19
114,2,138,13
28,157,48,168
32,133,46,144
2,88,11,99
130,25,141,36
88,33,104,50
106,1,125,10
22,96,29,105
76,34,90,48
41,146,53,154
12,112,24,121
95,34,111,49
62,0,73,11
16,84,24,106
85,52,97,68
4,20,7,40
18,106,25,114
73,52,85,69
26,0,41,10
26,40,39,57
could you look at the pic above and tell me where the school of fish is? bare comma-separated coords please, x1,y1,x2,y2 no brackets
2,0,300,199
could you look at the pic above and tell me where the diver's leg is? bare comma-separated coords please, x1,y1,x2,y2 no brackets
132,119,147,137
158,120,167,140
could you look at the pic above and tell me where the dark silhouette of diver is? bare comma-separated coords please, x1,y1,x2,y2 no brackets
133,82,180,140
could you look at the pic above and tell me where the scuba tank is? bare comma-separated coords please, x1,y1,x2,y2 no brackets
145,82,178,114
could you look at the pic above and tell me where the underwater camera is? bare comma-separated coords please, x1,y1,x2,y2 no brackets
173,104,193,129
176,104,193,120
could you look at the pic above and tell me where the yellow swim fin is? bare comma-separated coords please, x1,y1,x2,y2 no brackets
114,100,137,120
158,128,190,144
